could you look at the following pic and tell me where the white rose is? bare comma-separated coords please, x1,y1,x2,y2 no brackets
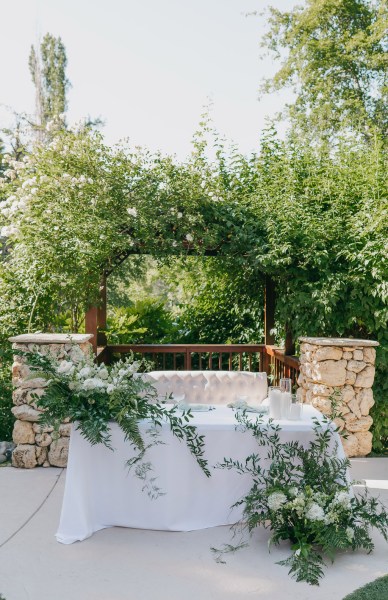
333,491,352,509
82,377,105,391
99,368,109,380
305,503,325,522
185,233,193,242
106,384,115,394
267,492,288,511
57,361,75,375
79,366,92,378
127,207,137,217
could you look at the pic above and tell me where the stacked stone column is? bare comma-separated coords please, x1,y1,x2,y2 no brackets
9,333,93,468
297,337,378,457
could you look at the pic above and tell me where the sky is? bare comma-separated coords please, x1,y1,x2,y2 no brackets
0,0,298,160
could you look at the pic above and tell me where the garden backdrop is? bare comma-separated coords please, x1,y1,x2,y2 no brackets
0,0,387,451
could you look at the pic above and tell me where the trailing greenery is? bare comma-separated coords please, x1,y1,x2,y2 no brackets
342,574,388,600
21,346,210,478
214,411,388,585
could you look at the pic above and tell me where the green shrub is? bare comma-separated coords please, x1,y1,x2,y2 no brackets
0,349,13,441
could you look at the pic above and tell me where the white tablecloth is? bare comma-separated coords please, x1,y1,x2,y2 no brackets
56,405,347,544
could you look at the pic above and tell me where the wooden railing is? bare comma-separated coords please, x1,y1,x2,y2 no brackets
97,343,300,388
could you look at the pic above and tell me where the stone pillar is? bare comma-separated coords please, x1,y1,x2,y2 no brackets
9,333,93,468
297,337,379,457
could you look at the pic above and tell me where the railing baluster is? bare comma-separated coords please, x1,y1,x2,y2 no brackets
100,343,300,387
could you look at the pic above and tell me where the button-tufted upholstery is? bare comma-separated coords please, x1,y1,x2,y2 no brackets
142,370,268,405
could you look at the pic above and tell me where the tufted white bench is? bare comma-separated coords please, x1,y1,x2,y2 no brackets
141,370,268,405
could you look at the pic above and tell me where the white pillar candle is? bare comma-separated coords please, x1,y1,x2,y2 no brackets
269,389,282,419
280,392,292,419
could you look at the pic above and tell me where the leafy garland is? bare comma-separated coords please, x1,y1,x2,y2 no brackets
18,346,210,479
213,411,388,585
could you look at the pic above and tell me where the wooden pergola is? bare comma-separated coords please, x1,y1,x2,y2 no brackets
84,241,297,382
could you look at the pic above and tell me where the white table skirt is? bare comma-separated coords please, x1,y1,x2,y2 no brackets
56,405,347,544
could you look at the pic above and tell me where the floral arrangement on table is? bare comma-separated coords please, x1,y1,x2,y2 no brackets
20,346,210,482
213,411,388,585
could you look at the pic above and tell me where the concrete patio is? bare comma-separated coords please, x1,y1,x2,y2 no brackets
0,458,387,600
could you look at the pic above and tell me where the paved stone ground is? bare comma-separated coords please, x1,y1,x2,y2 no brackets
0,458,387,600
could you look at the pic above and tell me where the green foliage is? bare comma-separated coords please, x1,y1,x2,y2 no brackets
250,129,388,450
175,259,264,344
106,299,176,344
261,0,388,140
29,33,70,128
342,574,388,600
216,412,388,585
0,345,13,441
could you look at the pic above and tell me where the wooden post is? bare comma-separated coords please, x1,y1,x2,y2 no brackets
97,275,107,347
285,322,295,356
85,274,107,354
85,305,98,353
264,276,275,346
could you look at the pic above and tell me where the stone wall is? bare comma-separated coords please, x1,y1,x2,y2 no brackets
9,333,93,468
297,337,379,457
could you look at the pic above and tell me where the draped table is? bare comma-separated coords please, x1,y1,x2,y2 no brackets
56,404,347,544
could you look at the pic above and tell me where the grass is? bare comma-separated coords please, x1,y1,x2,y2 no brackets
343,574,388,599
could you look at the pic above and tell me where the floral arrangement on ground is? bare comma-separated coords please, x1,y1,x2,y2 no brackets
213,411,388,585
18,345,210,491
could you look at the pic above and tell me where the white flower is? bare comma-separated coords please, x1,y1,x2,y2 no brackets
0,225,19,238
346,527,354,541
82,377,105,391
106,383,115,394
305,503,325,521
57,361,75,375
99,368,109,380
79,366,92,378
69,347,85,363
289,487,298,497
333,491,352,509
127,207,137,217
177,212,183,219
185,233,193,242
267,492,288,511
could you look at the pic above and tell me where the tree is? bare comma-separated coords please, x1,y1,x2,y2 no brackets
261,0,388,140
29,33,70,132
